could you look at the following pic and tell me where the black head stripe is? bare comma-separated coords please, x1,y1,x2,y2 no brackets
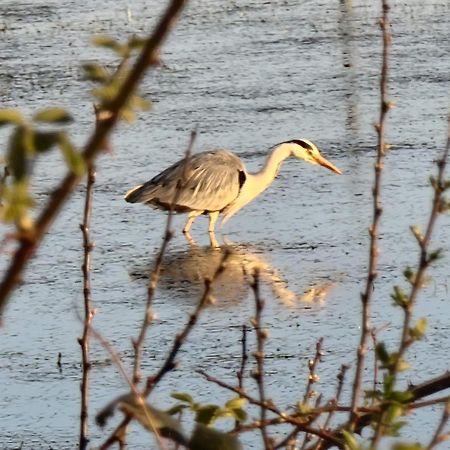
283,139,314,150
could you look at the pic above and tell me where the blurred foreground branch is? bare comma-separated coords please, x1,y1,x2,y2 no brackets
0,0,188,319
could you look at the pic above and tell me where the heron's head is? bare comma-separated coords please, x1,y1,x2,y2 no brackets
286,139,342,174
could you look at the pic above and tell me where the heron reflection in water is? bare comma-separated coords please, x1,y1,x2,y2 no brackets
129,242,336,306
125,139,341,243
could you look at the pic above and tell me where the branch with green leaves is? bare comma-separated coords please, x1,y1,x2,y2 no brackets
0,0,188,319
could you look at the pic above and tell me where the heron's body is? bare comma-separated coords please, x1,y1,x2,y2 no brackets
125,139,341,234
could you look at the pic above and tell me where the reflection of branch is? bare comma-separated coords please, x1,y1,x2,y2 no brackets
348,0,392,428
79,163,96,450
0,0,188,318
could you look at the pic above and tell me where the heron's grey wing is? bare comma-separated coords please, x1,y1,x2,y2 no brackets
127,150,246,212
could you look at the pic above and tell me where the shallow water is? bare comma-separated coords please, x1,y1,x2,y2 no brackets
1,0,450,448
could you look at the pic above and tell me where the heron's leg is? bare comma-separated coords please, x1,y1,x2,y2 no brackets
208,211,220,233
208,232,220,248
183,210,202,233
183,230,198,248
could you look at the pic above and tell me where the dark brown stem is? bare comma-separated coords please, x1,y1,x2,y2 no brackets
78,164,96,450
132,129,196,386
348,0,391,429
0,0,188,319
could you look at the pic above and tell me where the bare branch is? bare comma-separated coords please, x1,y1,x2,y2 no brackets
78,162,96,450
348,0,392,429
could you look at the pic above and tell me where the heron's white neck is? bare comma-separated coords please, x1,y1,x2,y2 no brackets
222,143,295,224
246,142,294,197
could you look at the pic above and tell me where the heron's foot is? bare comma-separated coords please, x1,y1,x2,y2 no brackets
183,230,198,247
208,231,220,249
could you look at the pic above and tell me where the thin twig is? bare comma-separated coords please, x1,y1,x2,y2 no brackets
299,338,324,450
250,268,272,449
372,111,450,448
78,163,96,450
132,129,196,386
348,0,392,429
0,0,188,319
313,364,349,450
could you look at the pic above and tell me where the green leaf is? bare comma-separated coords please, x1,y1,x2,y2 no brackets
119,394,188,445
33,131,61,153
171,392,194,404
0,180,34,229
230,408,247,422
388,390,414,403
376,342,390,364
225,397,247,410
409,317,427,340
392,443,423,450
129,95,152,111
7,127,28,180
428,248,443,263
119,108,136,123
166,404,189,415
92,35,124,54
82,63,110,83
341,429,360,450
385,403,404,424
128,35,146,51
92,83,120,103
58,135,85,176
33,108,73,124
190,423,243,450
410,225,423,245
388,420,408,437
195,404,220,425
0,109,24,127
391,286,408,308
403,267,415,283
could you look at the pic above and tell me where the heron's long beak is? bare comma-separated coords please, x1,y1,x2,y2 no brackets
314,154,342,175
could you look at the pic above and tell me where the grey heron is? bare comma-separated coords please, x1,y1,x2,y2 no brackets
124,139,342,234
